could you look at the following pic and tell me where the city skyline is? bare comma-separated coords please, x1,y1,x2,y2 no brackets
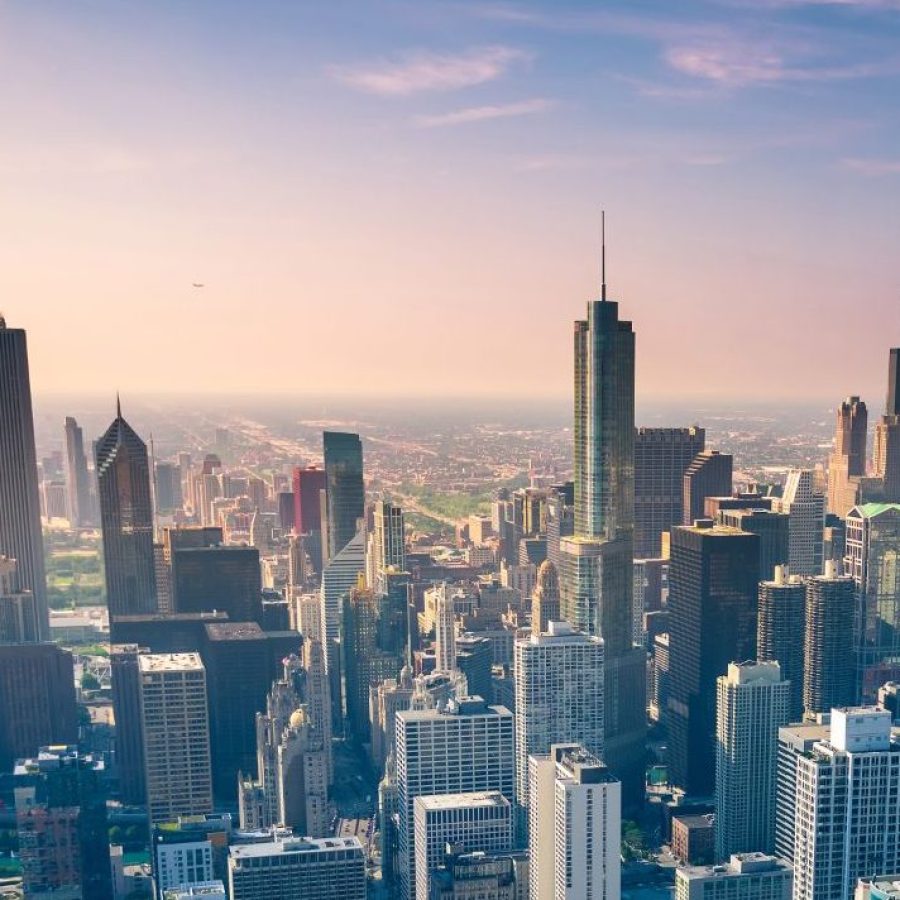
3,0,899,402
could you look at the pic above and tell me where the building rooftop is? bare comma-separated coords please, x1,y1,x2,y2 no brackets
861,875,900,899
138,652,204,673
398,697,512,722
415,791,509,812
850,503,900,519
203,622,265,641
678,853,791,881
229,835,363,860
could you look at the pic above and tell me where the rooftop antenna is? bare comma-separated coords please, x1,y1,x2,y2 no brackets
601,209,607,302
116,392,122,418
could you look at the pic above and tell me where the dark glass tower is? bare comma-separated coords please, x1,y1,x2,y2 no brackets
96,401,158,631
0,318,48,639
324,431,364,561
64,416,93,527
667,522,759,795
559,239,646,809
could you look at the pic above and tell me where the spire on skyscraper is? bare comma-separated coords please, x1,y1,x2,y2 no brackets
601,209,607,302
116,392,122,419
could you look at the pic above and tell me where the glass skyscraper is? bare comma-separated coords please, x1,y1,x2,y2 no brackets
323,431,364,561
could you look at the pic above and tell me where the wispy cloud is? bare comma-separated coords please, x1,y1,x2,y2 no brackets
415,97,553,128
842,156,900,174
330,46,530,96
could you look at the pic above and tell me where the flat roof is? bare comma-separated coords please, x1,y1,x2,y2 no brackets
415,791,509,811
229,836,362,859
139,652,204,672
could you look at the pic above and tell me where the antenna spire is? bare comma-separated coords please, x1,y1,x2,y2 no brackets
116,392,122,418
601,209,607,302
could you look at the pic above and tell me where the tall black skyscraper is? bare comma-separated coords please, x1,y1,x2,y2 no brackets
323,431,364,561
0,318,48,639
667,521,759,795
96,400,157,632
64,416,92,527
683,451,733,525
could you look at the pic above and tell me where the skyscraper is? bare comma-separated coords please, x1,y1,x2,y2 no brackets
757,568,806,722
64,416,93,527
396,697,515,900
138,653,213,825
323,431,364,561
827,396,869,517
714,662,790,860
531,560,561,637
634,426,706,558
772,469,824,577
683,451,733,526
667,522,759,795
803,561,856,716
718,508,789,582
373,499,406,589
874,348,900,503
110,643,148,805
434,583,457,674
560,251,645,805
172,545,263,625
514,620,604,840
529,744,621,900
778,708,900,900
845,503,900,699
0,318,49,639
96,401,158,630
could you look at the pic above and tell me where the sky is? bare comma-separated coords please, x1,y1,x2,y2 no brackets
2,0,900,405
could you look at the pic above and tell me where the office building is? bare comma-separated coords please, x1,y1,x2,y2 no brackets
110,643,148,805
635,426,706,558
172,545,263,625
0,319,49,638
374,499,406,587
804,561,856,716
320,529,365,725
414,792,512,900
302,636,333,784
97,401,158,629
514,620,604,840
396,697,515,900
0,642,77,770
139,653,213,825
0,557,39,644
545,482,574,569
14,746,112,899
434,582,457,673
757,568,806,722
715,662,790,860
200,622,300,802
151,813,233,897
428,848,529,900
672,815,715,866
772,470,824,577
778,708,900,900
847,503,900,699
531,559,561,636
564,265,646,807
874,349,900,503
324,431,364,561
529,743,621,900
667,522,759,794
371,668,414,770
650,631,670,723
64,416,93,527
156,461,183,515
228,834,366,900
683,451,733,526
163,883,226,900
675,854,792,900
719,508,789,582
828,396,869,517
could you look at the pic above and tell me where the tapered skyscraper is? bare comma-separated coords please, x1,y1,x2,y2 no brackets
559,221,645,808
96,401,157,631
0,318,48,639
323,431,364,561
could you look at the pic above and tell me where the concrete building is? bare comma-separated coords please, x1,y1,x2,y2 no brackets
676,854,792,900
531,560,561,636
428,849,529,900
772,470,824,577
396,697,515,900
778,708,900,900
634,426,706,558
672,815,715,866
138,653,213,825
529,743,621,900
413,791,512,900
228,834,366,900
828,396,869,518
514,620,604,840
757,568,806,722
715,662,790,860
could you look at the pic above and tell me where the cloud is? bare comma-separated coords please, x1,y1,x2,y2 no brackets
842,156,900,174
330,46,530,96
415,97,553,127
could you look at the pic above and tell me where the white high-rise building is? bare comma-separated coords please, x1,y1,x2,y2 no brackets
715,661,790,861
772,470,824,577
138,654,212,826
529,743,621,900
413,791,512,900
302,637,333,785
514,621,604,839
434,583,457,674
777,708,900,900
396,697,515,900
